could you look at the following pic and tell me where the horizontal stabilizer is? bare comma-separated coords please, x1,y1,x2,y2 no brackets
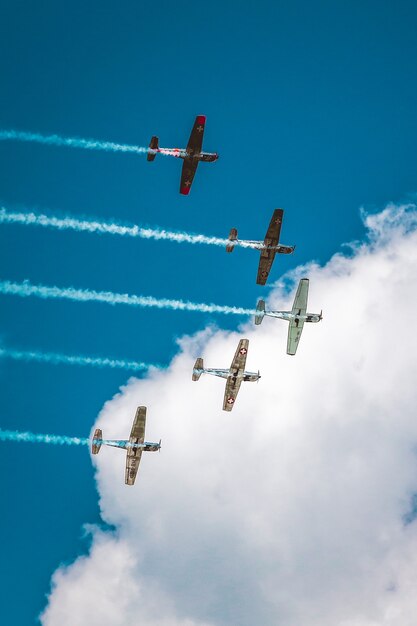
255,300,265,325
147,136,159,162
92,428,102,454
226,228,238,253
192,357,204,381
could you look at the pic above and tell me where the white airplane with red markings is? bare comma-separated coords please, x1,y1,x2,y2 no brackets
147,115,218,195
192,339,260,412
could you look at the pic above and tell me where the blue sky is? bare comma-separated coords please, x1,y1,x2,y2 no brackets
1,1,417,623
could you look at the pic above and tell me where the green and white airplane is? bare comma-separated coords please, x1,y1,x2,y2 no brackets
255,278,322,355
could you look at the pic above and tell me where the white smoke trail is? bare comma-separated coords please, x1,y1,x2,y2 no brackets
0,207,229,247
0,347,159,373
0,428,89,447
0,279,255,316
0,129,149,156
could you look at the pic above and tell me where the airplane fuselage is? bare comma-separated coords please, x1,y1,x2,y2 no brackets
265,311,321,323
97,438,160,451
203,367,260,382
228,238,294,253
152,148,218,162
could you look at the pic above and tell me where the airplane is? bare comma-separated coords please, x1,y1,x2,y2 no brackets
192,339,260,411
226,209,295,285
147,115,218,195
91,406,161,486
255,278,322,355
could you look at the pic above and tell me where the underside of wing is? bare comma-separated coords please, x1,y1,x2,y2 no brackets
256,209,284,285
125,447,143,486
124,406,147,485
186,115,206,155
130,406,146,442
230,339,249,371
287,319,305,356
223,376,243,411
180,158,199,195
292,278,309,315
264,209,283,245
256,253,275,285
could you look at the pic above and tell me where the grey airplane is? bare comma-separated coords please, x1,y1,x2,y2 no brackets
192,339,260,411
147,115,218,195
255,278,322,355
92,406,161,486
226,209,295,285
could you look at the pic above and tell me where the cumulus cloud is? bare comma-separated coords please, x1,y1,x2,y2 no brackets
41,203,417,626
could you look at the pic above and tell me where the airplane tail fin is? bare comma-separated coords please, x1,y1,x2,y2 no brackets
192,357,204,381
255,300,266,325
319,309,323,321
147,136,159,162
92,428,103,455
226,228,238,253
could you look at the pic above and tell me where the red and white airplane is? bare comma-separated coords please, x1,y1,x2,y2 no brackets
147,115,218,195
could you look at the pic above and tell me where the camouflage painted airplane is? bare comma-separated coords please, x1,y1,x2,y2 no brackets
192,339,260,411
226,209,295,285
92,406,161,486
255,278,322,355
147,115,218,195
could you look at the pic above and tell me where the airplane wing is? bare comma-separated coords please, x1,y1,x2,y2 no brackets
256,209,283,285
287,319,305,356
180,158,199,195
257,252,276,285
264,208,283,245
125,406,146,486
291,278,309,315
130,406,146,440
222,339,249,411
186,115,206,156
230,338,249,372
223,376,243,411
125,447,142,485
286,280,309,356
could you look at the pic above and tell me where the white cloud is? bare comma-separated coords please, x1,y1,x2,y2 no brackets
41,203,417,626
41,527,211,626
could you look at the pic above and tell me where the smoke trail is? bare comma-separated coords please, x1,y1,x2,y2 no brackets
0,129,149,156
0,347,159,373
0,207,229,247
0,279,255,316
0,428,89,447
